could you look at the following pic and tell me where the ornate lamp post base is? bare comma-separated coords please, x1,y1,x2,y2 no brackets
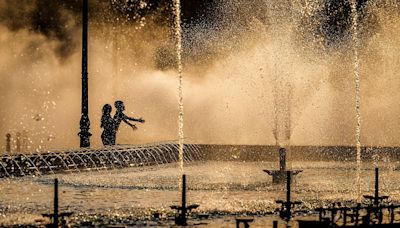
79,114,92,148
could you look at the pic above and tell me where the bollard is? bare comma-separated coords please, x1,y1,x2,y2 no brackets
54,178,59,228
5,133,11,154
16,132,21,153
21,130,28,153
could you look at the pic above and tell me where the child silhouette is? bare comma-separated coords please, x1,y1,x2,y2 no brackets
113,101,145,133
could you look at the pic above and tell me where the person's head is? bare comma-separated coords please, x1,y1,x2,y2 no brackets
114,100,125,111
102,104,112,115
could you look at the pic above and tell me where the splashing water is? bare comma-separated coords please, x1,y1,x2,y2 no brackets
173,0,185,175
112,29,119,100
349,0,362,202
268,1,295,149
272,75,293,148
272,62,279,146
270,42,292,148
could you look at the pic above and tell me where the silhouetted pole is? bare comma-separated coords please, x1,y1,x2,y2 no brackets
5,133,11,154
78,0,92,148
286,171,291,213
374,167,379,205
54,178,59,228
181,174,187,225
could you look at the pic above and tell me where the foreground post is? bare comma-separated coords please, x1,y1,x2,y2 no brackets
54,178,59,228
374,167,379,205
180,174,187,225
78,0,92,148
275,171,301,223
170,174,199,226
285,171,291,220
41,179,73,227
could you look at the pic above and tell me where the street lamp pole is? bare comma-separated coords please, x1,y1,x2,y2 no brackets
78,0,92,147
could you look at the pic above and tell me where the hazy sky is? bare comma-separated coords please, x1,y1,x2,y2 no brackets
1,0,400,151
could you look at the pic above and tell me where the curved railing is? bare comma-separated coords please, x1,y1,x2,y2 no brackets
0,142,204,178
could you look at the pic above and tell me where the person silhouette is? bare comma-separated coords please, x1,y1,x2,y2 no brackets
113,100,145,141
100,104,116,146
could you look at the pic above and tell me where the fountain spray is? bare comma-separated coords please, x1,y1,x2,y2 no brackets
349,0,362,202
112,25,119,100
172,0,185,176
272,69,279,147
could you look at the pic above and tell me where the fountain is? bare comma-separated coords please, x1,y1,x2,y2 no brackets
173,0,185,176
263,147,302,184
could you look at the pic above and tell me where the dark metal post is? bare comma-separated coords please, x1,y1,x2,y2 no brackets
286,170,291,212
181,174,187,225
54,178,59,228
374,167,379,205
78,0,92,148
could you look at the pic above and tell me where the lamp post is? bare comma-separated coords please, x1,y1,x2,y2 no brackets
78,0,92,147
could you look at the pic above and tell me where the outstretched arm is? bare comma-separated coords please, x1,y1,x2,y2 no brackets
122,118,137,129
127,115,145,123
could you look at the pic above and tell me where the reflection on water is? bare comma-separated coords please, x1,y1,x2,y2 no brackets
1,161,400,226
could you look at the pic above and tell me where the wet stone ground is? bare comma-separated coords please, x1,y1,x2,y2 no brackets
1,161,400,227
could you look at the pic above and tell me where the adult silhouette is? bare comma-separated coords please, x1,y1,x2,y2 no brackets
100,104,116,146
